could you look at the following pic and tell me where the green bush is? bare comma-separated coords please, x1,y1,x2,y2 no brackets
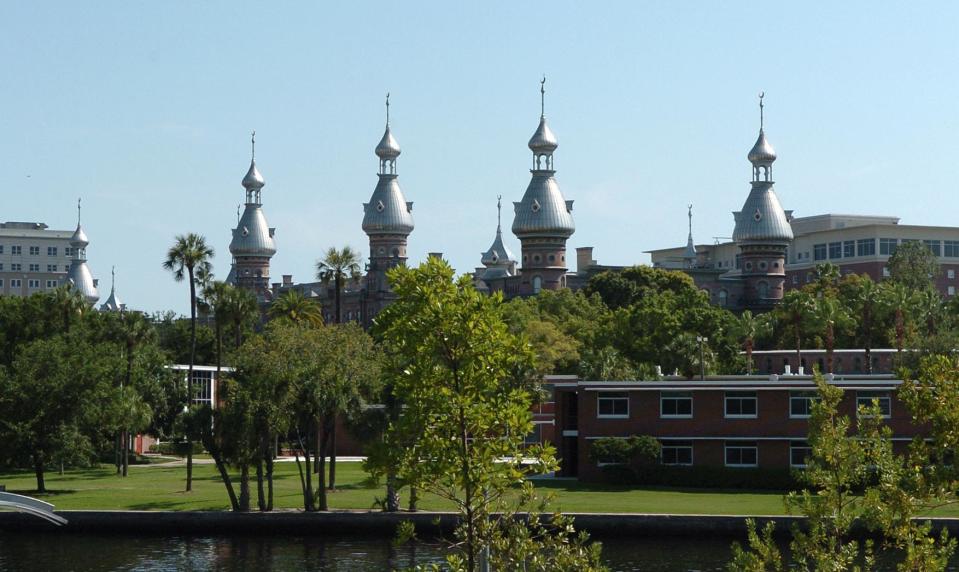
589,435,661,465
598,464,798,490
148,441,204,456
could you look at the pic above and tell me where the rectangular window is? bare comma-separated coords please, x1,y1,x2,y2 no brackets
0,279,4,288
10,279,20,288
857,238,876,256
945,241,959,258
28,246,39,256
879,238,898,255
11,263,21,272
925,240,942,257
828,242,843,259
65,247,74,257
0,264,3,271
47,246,57,256
789,391,819,418
11,245,21,256
0,245,4,254
843,240,855,258
27,279,40,289
661,440,693,466
949,286,955,296
45,280,58,288
28,264,39,272
660,391,693,418
191,370,214,406
856,391,891,418
725,391,758,418
949,269,956,279
725,441,758,467
790,441,812,468
813,244,827,261
792,275,799,285
47,264,57,272
597,392,629,418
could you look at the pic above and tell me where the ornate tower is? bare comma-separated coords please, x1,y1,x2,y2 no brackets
683,205,697,269
229,132,276,299
362,94,414,304
512,78,575,295
99,266,125,312
479,196,518,291
732,93,794,310
67,199,99,306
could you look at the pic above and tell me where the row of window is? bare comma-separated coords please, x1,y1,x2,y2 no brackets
0,279,60,290
0,263,60,272
811,238,959,262
655,440,812,468
0,246,72,257
596,390,892,420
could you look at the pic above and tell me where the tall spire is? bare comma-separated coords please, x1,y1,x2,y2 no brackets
496,195,503,233
759,91,764,131
241,130,265,201
77,197,81,225
375,93,401,175
386,92,390,125
747,91,777,182
684,204,697,262
540,75,546,117
528,77,558,170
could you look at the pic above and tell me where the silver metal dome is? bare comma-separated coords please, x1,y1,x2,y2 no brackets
375,125,401,160
70,224,89,247
732,182,794,244
242,159,265,190
511,174,575,238
528,116,558,155
230,205,277,256
363,175,414,235
67,261,99,305
747,130,777,164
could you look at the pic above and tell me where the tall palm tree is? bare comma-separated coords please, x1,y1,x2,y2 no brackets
733,310,770,375
162,233,214,492
315,246,362,491
268,290,324,327
882,282,916,353
813,296,850,374
316,246,362,325
777,290,815,371
222,286,259,350
852,277,884,373
115,311,155,476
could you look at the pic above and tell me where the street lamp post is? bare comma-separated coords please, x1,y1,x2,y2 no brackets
696,335,708,380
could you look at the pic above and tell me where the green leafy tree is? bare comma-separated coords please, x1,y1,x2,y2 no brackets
888,240,940,292
774,290,815,369
268,289,324,326
812,295,853,374
731,310,771,374
316,245,362,325
839,275,890,373
162,232,214,492
377,257,604,571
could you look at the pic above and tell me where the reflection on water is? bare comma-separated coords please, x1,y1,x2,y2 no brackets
0,534,736,571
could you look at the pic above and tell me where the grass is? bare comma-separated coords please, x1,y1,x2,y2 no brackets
4,461,959,516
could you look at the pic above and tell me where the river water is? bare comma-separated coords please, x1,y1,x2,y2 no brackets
0,533,737,571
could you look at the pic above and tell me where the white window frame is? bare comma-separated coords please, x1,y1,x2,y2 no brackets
789,391,819,419
724,391,758,419
597,392,629,419
28,246,40,256
10,279,21,288
660,391,693,419
790,441,812,468
856,391,891,419
949,269,956,280
724,441,759,468
27,279,40,289
46,280,58,288
660,440,693,466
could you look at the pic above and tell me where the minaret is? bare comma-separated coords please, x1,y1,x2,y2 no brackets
362,93,414,302
99,266,125,312
683,205,697,268
229,131,276,299
732,93,794,310
480,196,518,291
512,77,575,295
67,198,99,306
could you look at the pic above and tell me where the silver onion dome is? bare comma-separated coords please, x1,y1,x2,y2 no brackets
747,130,777,164
362,175,414,235
230,206,277,257
512,175,575,237
70,224,89,247
375,125,401,160
242,159,265,190
67,262,99,306
528,116,558,155
732,185,793,244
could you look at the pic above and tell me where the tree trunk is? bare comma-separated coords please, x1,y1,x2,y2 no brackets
295,429,314,511
256,457,266,512
266,449,275,512
317,418,330,511
385,472,400,512
335,274,341,324
744,338,753,375
328,416,337,490
115,433,122,475
864,308,873,374
896,309,905,353
186,266,197,493
826,324,834,374
122,430,129,477
33,455,46,494
211,451,240,511
408,485,418,512
239,464,251,512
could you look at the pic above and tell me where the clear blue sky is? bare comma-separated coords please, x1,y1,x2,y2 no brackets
3,2,957,314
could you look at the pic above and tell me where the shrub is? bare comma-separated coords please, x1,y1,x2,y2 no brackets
598,463,798,490
148,441,204,456
590,435,661,465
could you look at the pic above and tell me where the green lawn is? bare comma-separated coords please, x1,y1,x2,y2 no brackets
3,461,957,516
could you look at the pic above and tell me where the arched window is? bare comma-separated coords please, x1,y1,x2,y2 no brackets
719,289,728,307
757,281,769,299
532,276,542,294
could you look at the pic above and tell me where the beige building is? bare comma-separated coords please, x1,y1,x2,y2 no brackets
0,222,82,297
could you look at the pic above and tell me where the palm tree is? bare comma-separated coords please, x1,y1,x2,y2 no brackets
882,282,916,353
732,310,770,374
777,290,815,371
162,233,214,492
115,311,155,476
48,284,87,333
315,246,362,491
851,277,884,373
268,290,324,327
222,286,259,350
812,263,841,298
316,246,362,325
813,296,850,374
